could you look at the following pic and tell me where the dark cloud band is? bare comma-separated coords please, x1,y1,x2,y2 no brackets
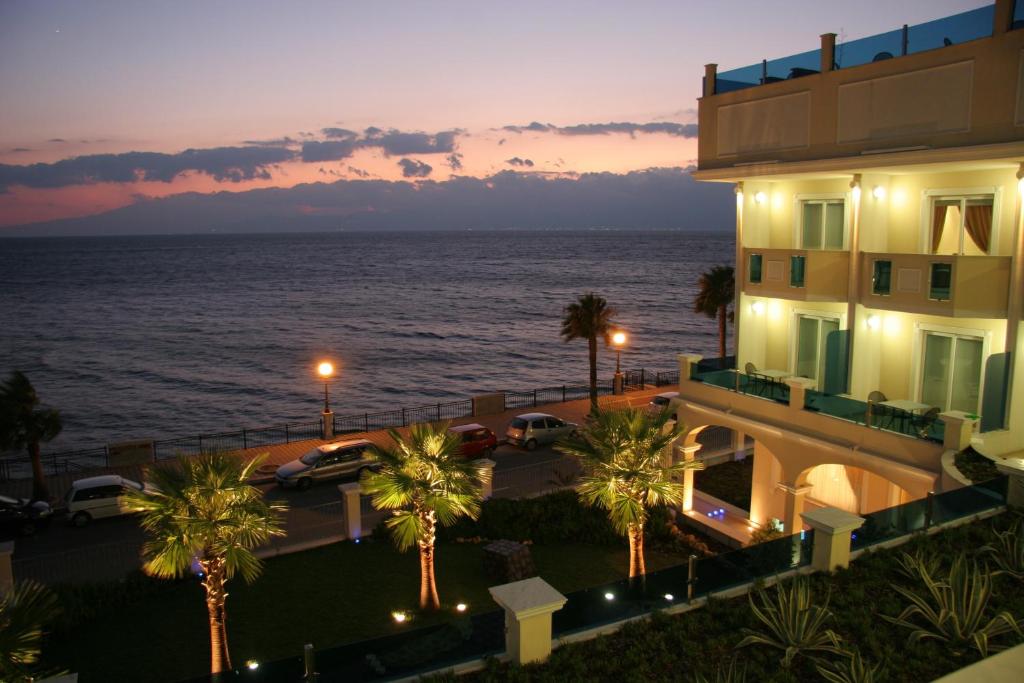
502,121,698,138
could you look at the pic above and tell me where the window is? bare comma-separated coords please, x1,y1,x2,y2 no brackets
790,255,806,287
929,195,993,255
795,314,840,383
546,418,564,428
801,199,845,250
920,332,983,412
872,260,892,295
531,420,546,429
929,262,952,300
749,254,763,283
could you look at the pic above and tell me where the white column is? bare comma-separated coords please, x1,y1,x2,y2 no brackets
679,444,701,512
489,577,568,665
939,411,979,451
732,429,748,461
802,507,864,572
475,458,496,500
778,482,813,534
784,377,815,413
678,353,703,389
338,483,362,540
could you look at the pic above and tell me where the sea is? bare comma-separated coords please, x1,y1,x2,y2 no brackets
0,230,734,450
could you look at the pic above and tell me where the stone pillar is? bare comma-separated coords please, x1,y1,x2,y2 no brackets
0,541,13,596
732,429,748,460
995,458,1024,508
801,507,864,572
338,483,362,540
939,411,979,451
820,33,836,72
322,409,334,440
475,458,496,500
749,441,775,527
679,444,701,512
613,372,624,395
703,63,717,97
489,577,568,665
778,482,812,534
784,377,815,413
678,353,703,389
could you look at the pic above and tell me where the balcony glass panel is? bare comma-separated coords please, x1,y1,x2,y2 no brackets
749,253,763,283
872,260,892,295
834,27,904,70
1015,0,1024,29
690,367,789,403
928,262,952,300
716,47,821,94
804,389,944,442
906,5,994,54
790,255,806,287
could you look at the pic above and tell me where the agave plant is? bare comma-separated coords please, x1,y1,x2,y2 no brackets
979,518,1024,581
895,548,941,583
735,576,844,668
815,649,883,683
883,553,1022,657
690,657,746,683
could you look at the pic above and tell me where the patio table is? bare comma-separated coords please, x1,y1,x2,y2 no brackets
878,399,930,433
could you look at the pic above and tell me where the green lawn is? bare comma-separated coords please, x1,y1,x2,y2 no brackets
693,456,753,510
44,539,687,682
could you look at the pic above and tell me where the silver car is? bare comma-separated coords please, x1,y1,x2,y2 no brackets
648,391,680,414
505,413,578,451
275,439,377,490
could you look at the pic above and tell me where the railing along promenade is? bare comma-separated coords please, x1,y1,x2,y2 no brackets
0,368,680,481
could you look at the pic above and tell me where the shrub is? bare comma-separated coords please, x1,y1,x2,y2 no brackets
953,448,999,483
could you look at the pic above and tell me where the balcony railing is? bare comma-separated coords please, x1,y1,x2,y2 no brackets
744,248,849,302
715,5,995,94
861,252,1011,318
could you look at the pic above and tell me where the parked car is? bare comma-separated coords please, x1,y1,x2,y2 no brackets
275,438,377,490
649,391,680,413
505,413,578,451
0,494,52,538
449,423,497,459
63,475,151,527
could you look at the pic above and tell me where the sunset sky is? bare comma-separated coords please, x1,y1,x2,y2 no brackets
0,0,988,229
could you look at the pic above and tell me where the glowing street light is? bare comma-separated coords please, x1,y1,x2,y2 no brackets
317,361,334,412
611,331,627,395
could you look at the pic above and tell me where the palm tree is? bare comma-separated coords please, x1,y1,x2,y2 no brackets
361,422,487,610
555,407,703,578
0,580,59,682
123,453,286,676
561,293,617,413
0,372,62,502
693,265,735,360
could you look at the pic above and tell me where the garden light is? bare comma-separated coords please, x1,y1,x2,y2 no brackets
664,593,674,601
246,660,259,671
391,611,408,623
604,592,615,601
456,603,467,612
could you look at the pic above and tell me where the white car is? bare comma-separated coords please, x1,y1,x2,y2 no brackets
63,475,151,527
505,413,578,451
648,391,680,413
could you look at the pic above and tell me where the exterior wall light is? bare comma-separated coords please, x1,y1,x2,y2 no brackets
754,191,767,204
872,186,886,200
751,301,765,315
866,314,880,330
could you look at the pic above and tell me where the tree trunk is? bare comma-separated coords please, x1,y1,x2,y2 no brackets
418,512,440,610
717,304,728,360
588,335,598,413
203,561,232,675
627,523,646,578
28,441,49,502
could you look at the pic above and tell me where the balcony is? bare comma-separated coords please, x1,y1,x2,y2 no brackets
697,2,1024,173
860,253,1011,318
744,248,849,302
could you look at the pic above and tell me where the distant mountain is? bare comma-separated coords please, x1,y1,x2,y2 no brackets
0,167,734,237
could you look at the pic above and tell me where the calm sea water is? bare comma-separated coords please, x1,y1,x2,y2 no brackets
0,231,734,450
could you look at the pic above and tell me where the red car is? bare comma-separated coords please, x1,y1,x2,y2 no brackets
449,423,497,459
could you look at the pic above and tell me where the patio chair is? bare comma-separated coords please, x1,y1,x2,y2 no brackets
744,362,764,395
867,391,891,427
913,407,941,439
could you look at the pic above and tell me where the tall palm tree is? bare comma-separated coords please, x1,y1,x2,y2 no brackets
561,293,617,413
693,265,735,360
555,407,703,578
0,372,62,502
0,580,59,682
361,422,487,610
123,453,286,676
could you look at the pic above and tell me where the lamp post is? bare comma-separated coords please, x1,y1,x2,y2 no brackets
317,361,335,439
611,331,626,395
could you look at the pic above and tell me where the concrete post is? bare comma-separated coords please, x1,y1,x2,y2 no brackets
612,372,624,395
995,458,1024,508
475,458,496,500
489,577,568,665
679,444,701,512
820,33,837,72
322,409,334,440
784,377,815,413
801,507,865,572
0,541,13,596
703,63,717,97
939,411,979,451
338,483,362,540
678,353,703,389
731,429,748,460
778,482,812,534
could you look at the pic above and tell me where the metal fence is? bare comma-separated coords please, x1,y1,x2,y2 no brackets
2,369,678,481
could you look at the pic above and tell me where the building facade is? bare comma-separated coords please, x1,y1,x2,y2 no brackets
677,0,1024,538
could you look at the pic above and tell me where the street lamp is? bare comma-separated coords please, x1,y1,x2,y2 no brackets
611,331,627,395
317,361,334,412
